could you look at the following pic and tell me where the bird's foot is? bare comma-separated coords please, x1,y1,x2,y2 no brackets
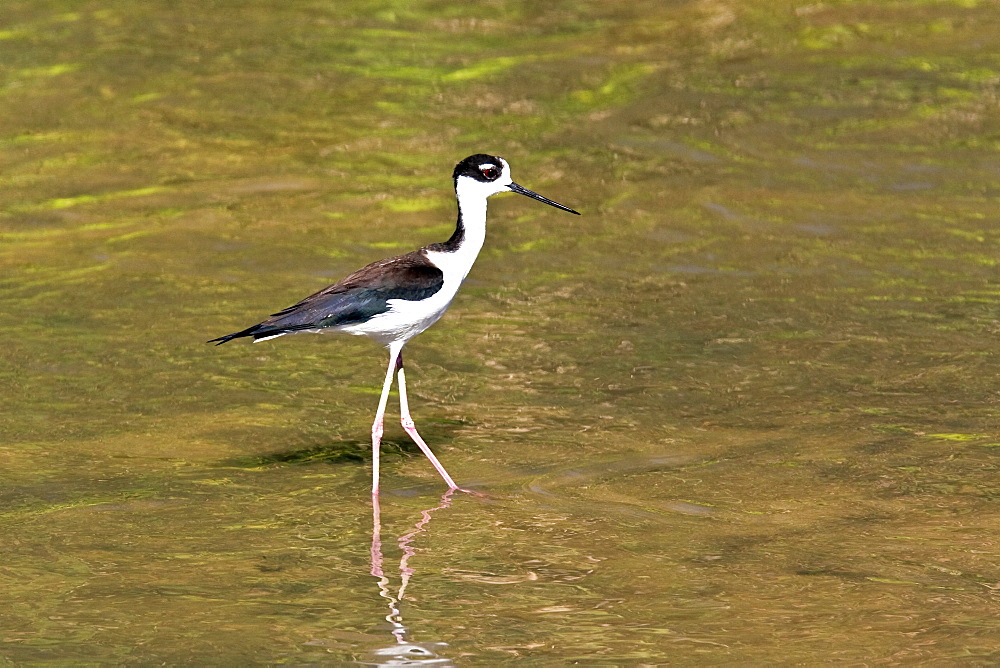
450,485,486,497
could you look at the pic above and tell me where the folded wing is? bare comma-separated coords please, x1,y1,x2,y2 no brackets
210,251,444,345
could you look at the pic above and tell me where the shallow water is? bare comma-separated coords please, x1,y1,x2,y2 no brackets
2,0,1000,663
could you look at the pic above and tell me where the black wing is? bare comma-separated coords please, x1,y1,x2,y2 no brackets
210,251,444,345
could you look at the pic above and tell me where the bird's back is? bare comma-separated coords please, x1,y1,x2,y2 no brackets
210,249,446,345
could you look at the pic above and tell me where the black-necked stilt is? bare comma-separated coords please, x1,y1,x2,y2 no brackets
210,154,580,494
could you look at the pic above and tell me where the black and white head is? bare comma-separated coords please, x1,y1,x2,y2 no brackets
453,153,580,215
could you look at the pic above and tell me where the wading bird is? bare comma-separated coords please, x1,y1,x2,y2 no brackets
210,154,580,494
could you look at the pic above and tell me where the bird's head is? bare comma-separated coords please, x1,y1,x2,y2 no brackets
453,154,580,215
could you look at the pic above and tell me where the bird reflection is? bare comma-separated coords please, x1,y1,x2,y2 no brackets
360,491,457,666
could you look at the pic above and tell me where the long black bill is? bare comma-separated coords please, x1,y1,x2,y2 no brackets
508,182,581,215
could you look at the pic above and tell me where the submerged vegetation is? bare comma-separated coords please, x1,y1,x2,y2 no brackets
0,0,998,662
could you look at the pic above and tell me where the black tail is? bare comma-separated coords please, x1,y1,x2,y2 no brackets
208,323,266,345
209,322,317,345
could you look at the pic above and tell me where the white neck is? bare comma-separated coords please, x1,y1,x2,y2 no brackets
454,178,488,258
428,178,489,285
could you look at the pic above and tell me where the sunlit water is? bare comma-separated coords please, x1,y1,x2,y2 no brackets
2,0,999,663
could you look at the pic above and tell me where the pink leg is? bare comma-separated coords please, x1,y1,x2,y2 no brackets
371,345,402,497
370,490,384,578
396,352,468,492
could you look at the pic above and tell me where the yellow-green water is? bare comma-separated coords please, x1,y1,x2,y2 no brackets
2,0,999,663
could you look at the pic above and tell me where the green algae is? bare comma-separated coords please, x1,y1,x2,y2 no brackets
1,0,1000,664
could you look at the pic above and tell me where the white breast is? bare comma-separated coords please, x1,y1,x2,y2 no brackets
340,223,487,346
334,177,491,346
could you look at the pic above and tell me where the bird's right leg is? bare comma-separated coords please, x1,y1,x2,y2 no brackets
371,345,402,497
396,351,467,492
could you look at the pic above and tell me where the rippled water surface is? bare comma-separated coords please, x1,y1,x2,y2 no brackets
2,0,1000,663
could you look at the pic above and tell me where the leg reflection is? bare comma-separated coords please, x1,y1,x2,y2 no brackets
364,491,457,665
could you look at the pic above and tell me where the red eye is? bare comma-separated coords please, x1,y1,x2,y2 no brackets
481,166,499,179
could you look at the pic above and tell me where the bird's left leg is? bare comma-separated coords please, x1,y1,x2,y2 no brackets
396,351,465,491
370,344,402,497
